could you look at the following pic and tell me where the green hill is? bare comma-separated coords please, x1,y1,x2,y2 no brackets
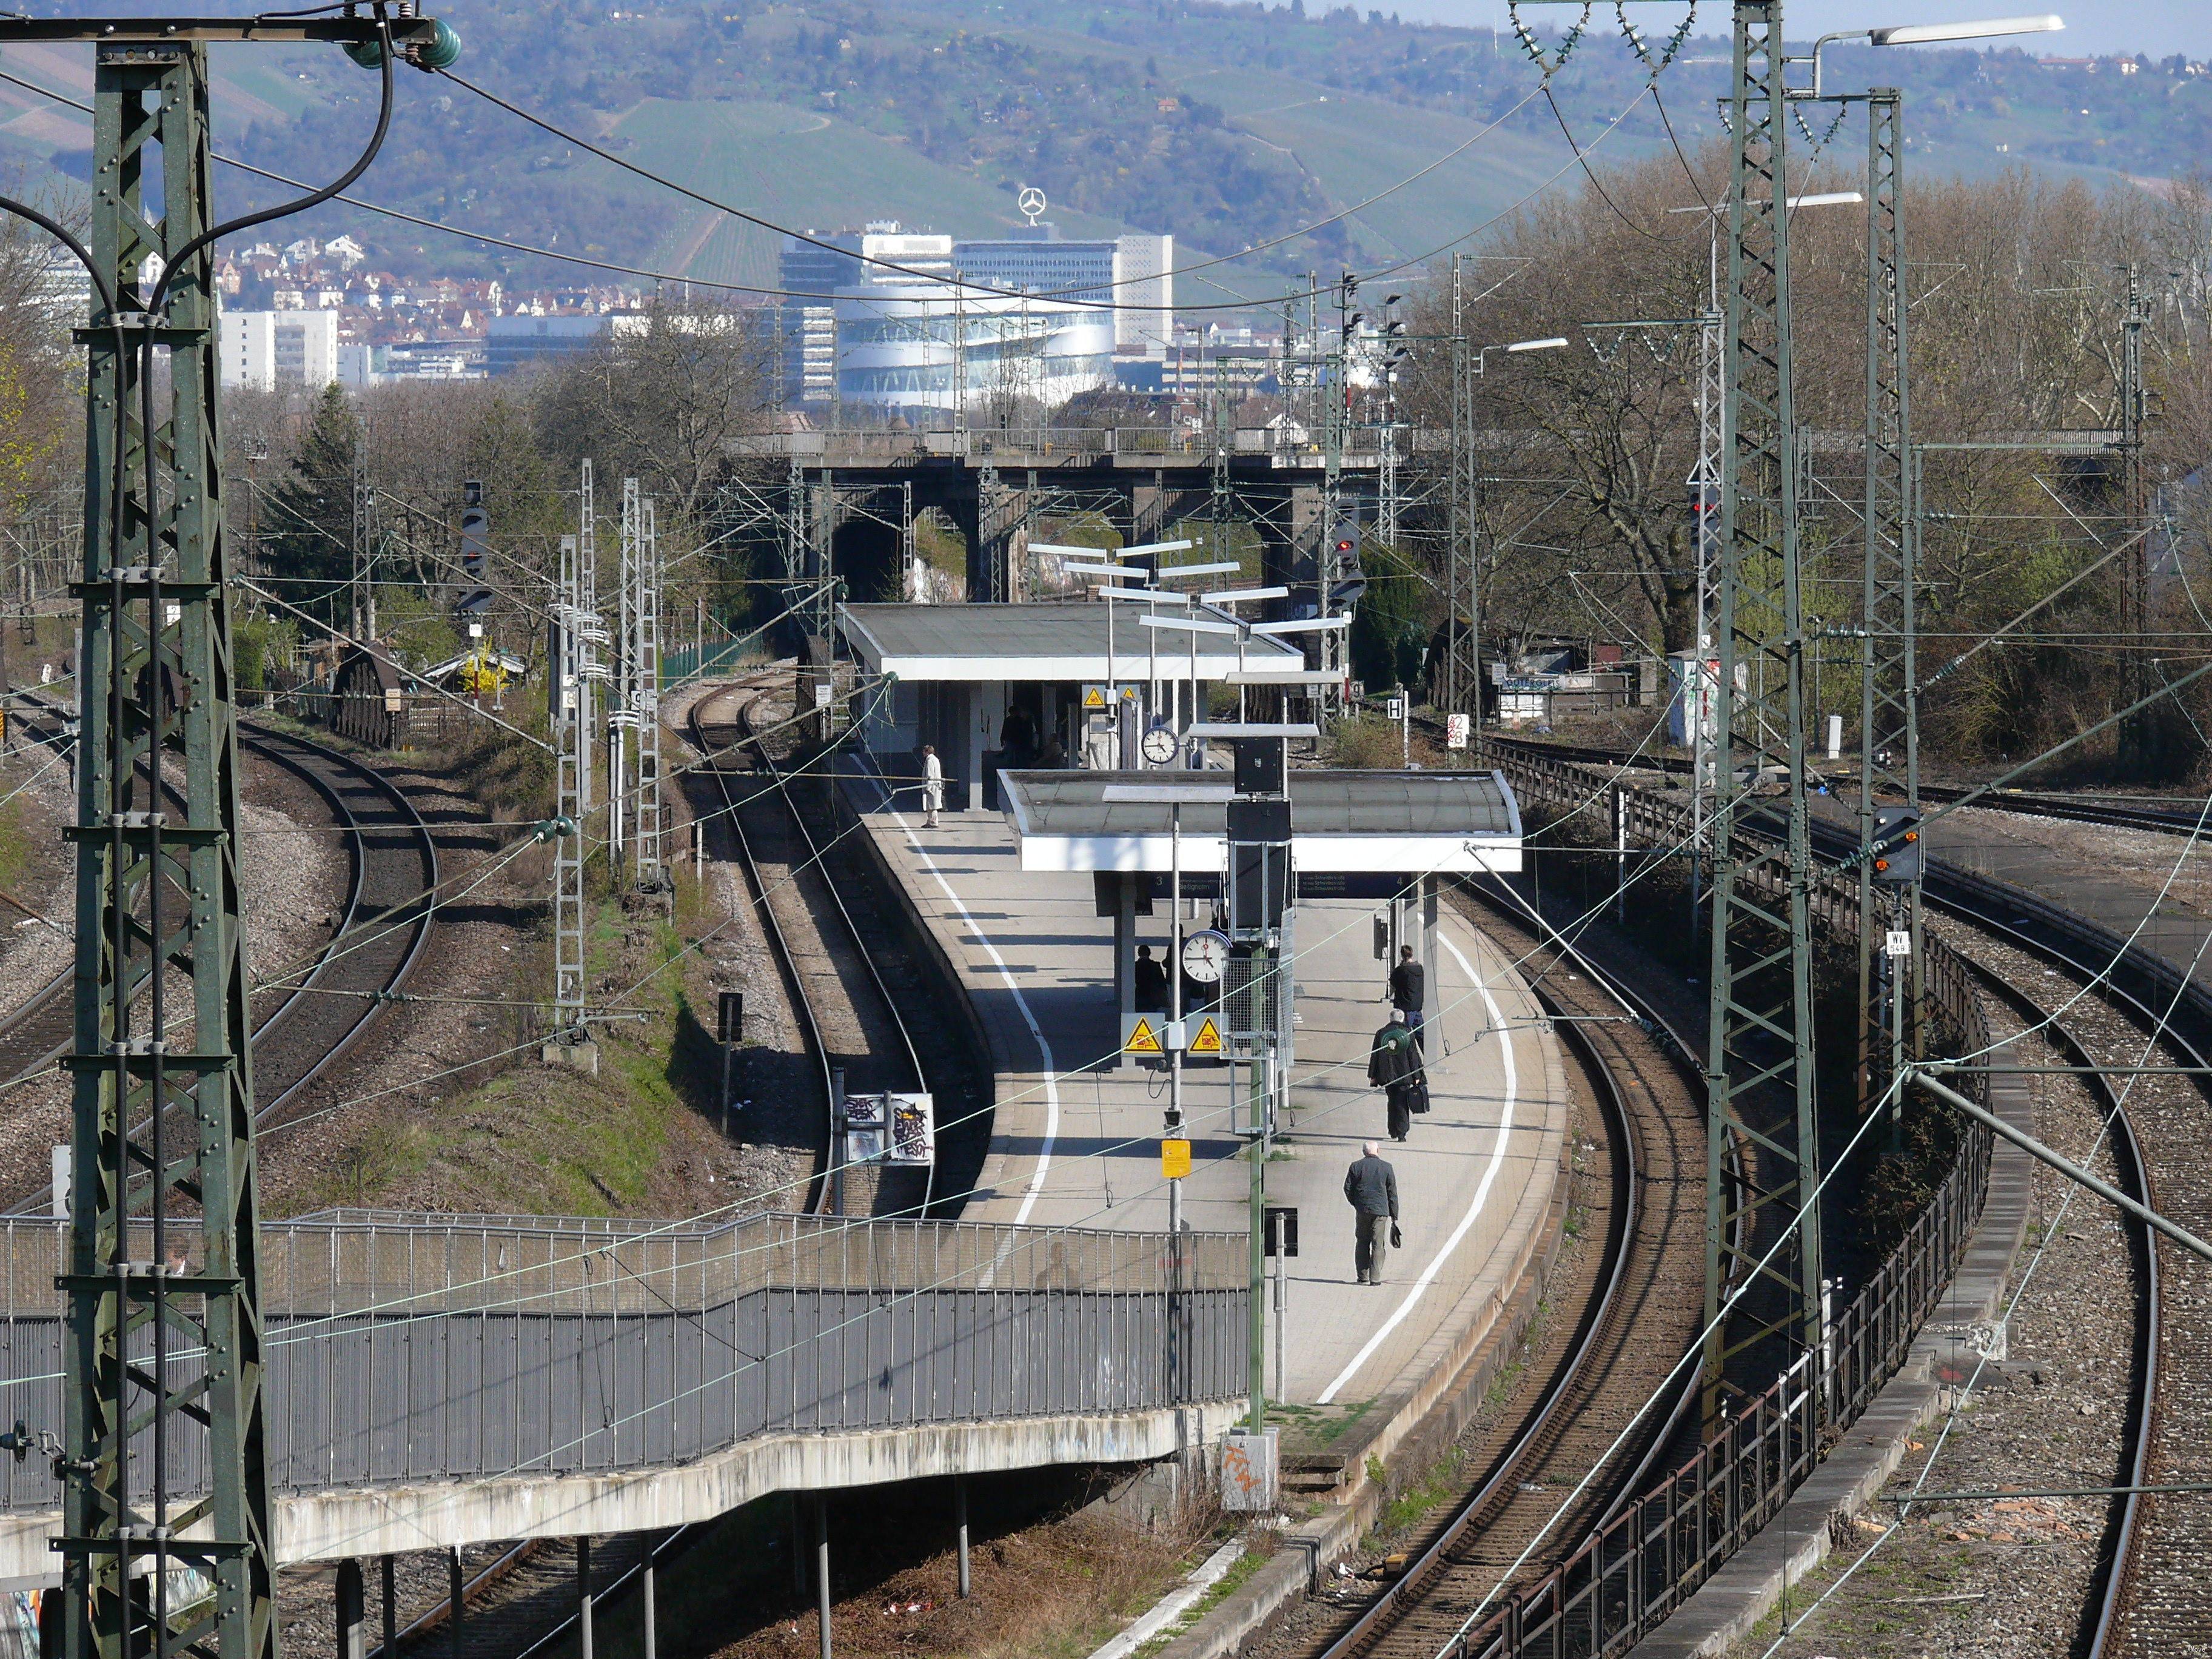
0,0,2203,297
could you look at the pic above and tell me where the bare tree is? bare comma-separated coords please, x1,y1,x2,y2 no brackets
533,299,776,531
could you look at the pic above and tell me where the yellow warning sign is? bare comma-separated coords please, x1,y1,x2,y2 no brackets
1082,683,1110,709
1124,1014,1164,1056
1161,1138,1192,1181
1187,1016,1224,1056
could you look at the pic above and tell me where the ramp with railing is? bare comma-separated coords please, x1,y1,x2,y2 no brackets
0,1210,1248,1571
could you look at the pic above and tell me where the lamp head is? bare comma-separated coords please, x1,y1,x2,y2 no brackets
1871,13,2063,46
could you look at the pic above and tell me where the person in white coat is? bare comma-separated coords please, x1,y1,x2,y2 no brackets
922,743,943,828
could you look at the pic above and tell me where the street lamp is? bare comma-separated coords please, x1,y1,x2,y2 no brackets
1794,12,2063,97
1453,333,1567,751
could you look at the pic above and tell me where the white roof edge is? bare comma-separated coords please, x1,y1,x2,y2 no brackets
1495,769,1524,840
836,606,888,672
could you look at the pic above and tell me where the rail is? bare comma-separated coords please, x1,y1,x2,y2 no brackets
1315,880,1658,1659
1443,743,1994,1659
0,1209,1249,1514
689,683,836,1216
1940,927,2163,1659
742,687,934,1210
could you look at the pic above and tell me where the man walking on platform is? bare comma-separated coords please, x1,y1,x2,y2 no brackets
921,743,943,828
1367,1007,1427,1141
1344,1141,1400,1285
1387,943,1426,1046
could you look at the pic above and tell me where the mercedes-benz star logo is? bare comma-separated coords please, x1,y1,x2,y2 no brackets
1017,186,1048,226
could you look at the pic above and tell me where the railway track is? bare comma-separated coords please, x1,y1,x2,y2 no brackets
685,673,947,1221
1902,865,2210,1656
417,670,974,1659
1295,875,1708,1659
1476,728,2210,840
1928,911,2160,1658
1483,728,2207,1653
235,721,440,1122
0,702,438,1149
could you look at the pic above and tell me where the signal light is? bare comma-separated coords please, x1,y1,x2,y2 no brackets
456,480,492,616
1871,806,1923,885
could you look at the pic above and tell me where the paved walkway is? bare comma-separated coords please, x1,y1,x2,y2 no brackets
840,765,1569,1410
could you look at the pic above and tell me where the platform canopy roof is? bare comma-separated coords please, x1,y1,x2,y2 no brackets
1000,769,1523,875
838,602,1313,684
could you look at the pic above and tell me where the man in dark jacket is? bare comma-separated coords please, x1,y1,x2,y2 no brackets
1133,944,1169,1013
1387,944,1427,1046
1344,1141,1400,1285
1367,1009,1426,1141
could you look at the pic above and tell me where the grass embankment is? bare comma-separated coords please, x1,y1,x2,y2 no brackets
301,885,729,1218
278,709,737,1221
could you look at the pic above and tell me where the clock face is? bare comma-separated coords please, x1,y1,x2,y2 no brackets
1141,726,1178,765
1181,930,1230,984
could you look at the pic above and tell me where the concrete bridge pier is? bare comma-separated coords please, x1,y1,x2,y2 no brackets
813,1496,833,1659
577,1537,595,1659
336,1559,366,1659
447,1547,464,1659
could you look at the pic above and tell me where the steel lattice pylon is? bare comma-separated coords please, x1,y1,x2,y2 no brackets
1857,89,1922,1114
554,531,588,1024
577,460,599,819
1442,255,1483,736
1704,0,1823,1408
633,495,665,890
67,40,276,1659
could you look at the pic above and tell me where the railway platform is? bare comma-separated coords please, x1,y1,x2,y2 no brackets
837,759,1571,1413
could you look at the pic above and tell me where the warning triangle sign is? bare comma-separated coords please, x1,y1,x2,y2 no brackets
1125,1016,1164,1055
1082,685,1108,709
1187,1016,1223,1056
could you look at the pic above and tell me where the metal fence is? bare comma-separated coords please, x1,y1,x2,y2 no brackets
0,1211,1247,1513
661,641,766,689
1467,749,1996,1659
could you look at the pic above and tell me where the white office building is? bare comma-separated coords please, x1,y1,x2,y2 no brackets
220,309,341,390
779,223,954,404
779,223,1170,408
836,280,1113,414
949,227,1173,357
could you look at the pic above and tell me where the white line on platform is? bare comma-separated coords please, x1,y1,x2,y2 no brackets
882,801,1062,1227
1318,928,1518,1404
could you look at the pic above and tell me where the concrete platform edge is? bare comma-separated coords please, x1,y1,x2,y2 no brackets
1148,1158,1575,1659
1629,1067,2037,1659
